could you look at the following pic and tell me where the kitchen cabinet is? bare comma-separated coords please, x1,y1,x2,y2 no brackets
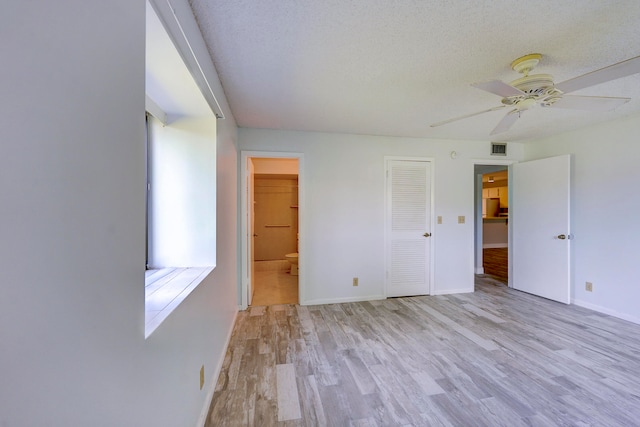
482,186,509,209
499,187,508,208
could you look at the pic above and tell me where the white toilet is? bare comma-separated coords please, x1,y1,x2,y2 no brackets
285,253,298,276
285,233,299,275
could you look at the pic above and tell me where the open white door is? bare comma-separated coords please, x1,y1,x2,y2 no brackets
512,155,571,304
385,159,432,297
246,158,255,306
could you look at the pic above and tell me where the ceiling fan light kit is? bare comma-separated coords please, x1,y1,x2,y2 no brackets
431,53,640,135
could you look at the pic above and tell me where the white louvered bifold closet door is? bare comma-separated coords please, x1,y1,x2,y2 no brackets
386,160,432,297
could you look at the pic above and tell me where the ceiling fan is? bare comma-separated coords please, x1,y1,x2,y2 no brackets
431,53,640,135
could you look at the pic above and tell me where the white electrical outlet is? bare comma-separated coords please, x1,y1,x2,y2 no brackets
585,282,593,292
353,277,359,286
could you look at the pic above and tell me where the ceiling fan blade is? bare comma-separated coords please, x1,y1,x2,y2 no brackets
555,55,640,94
431,105,506,128
472,80,525,97
550,95,631,111
490,110,519,135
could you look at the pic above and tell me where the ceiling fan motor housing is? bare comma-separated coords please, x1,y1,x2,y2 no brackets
502,74,562,109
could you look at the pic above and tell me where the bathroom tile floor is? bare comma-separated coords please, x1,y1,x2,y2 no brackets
251,260,298,306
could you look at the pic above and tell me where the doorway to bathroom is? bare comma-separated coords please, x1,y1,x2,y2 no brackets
240,152,303,309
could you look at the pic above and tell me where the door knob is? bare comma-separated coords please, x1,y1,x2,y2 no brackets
423,232,431,237
253,233,258,237
557,234,566,240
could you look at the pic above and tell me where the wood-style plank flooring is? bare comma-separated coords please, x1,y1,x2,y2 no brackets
483,248,508,284
205,277,640,426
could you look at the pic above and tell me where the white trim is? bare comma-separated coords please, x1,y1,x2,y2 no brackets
149,0,225,119
302,295,386,306
472,159,516,166
433,288,473,295
483,243,508,248
196,308,239,427
240,151,304,309
144,267,214,338
475,267,485,274
573,299,640,326
383,156,435,297
145,94,168,125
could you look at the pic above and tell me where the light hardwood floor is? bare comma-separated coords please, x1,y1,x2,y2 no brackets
206,277,640,426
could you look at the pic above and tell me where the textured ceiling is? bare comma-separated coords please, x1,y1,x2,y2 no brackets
189,0,640,142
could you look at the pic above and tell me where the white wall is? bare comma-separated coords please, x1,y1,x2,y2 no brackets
0,1,238,426
148,115,217,268
524,113,640,324
239,129,524,303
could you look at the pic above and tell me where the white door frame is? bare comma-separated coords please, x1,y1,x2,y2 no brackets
240,151,304,309
384,156,435,297
472,159,516,287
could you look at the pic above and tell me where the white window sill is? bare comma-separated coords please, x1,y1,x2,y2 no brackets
145,267,213,338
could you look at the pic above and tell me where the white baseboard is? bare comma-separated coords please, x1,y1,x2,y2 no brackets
302,294,386,306
475,267,485,274
433,288,474,295
572,299,640,325
303,288,478,304
197,308,239,427
483,243,508,248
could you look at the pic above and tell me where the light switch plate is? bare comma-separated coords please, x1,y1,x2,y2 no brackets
458,216,465,224
437,216,442,224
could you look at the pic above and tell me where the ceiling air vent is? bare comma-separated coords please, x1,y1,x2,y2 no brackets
491,142,507,156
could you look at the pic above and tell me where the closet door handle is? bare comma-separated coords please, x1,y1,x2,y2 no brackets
423,232,432,237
